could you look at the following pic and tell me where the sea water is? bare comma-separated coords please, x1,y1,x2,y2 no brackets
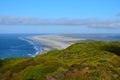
0,34,43,59
0,34,120,59
71,33,120,41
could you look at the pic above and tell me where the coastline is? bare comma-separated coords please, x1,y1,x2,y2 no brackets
18,37,43,57
27,35,86,54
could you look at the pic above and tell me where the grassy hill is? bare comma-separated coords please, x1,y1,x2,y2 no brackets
0,41,120,80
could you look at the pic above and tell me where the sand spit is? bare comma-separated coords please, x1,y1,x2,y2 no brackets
28,35,86,53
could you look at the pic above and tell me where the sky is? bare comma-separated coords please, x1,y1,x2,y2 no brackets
0,0,120,34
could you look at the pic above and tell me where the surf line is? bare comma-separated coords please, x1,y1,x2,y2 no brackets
18,37,43,57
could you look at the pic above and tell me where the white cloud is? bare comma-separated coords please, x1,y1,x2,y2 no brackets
0,16,120,28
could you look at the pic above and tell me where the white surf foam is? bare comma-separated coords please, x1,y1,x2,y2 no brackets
18,37,42,57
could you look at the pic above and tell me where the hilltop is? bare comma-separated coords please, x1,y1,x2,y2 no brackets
0,41,120,80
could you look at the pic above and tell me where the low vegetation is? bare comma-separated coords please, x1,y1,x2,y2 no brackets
0,41,120,80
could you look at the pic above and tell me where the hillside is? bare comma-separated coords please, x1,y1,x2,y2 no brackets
0,41,120,80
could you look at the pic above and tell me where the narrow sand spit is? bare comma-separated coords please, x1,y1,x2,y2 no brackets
28,35,85,53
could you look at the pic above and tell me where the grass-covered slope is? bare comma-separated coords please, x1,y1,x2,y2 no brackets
0,41,120,80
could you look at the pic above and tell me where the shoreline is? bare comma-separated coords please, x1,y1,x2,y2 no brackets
19,37,43,57
27,35,86,54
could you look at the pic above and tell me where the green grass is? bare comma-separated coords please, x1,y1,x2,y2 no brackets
0,41,120,80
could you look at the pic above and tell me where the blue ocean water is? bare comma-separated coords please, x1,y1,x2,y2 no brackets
0,34,44,59
0,34,120,59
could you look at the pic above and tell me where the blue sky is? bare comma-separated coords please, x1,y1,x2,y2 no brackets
0,0,120,34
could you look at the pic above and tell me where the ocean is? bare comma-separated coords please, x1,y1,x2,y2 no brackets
0,34,120,59
71,34,120,41
0,34,44,59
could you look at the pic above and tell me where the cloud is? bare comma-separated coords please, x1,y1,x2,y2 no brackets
117,12,120,16
0,16,120,28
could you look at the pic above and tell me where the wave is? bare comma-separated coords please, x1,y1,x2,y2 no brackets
18,37,42,57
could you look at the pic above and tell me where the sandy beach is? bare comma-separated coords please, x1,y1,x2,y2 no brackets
28,35,86,53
